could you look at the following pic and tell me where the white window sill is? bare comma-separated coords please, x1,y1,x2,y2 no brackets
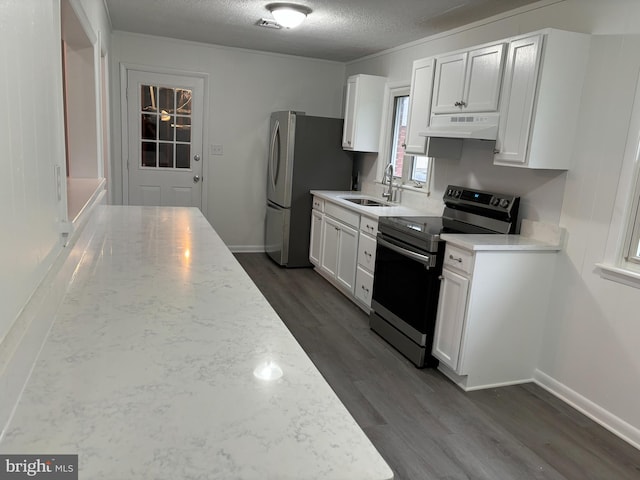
595,263,640,289
376,181,431,196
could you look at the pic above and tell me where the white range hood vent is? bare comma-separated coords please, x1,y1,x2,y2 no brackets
419,112,499,141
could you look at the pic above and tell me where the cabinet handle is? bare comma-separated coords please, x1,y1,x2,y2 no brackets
449,254,463,263
364,251,372,257
460,101,467,107
361,285,370,293
454,101,461,107
493,148,500,155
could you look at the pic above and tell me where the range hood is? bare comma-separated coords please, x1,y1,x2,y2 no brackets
419,112,499,141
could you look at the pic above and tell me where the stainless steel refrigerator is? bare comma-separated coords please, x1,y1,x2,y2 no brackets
266,111,353,267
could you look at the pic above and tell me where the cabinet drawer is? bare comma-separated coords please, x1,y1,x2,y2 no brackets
355,266,374,307
325,202,360,229
360,216,378,236
312,196,324,212
357,232,377,272
444,244,474,275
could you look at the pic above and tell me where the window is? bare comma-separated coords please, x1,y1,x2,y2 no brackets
383,86,432,191
596,88,640,287
624,168,640,266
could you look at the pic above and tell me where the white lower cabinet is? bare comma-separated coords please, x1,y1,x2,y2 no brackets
433,243,557,391
309,209,323,267
353,216,378,312
354,266,374,308
310,199,379,310
318,210,358,295
432,268,469,371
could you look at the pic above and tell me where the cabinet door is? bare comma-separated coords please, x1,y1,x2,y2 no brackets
405,57,436,154
342,77,357,149
431,52,467,114
309,209,323,267
494,35,543,166
336,222,358,293
464,43,505,112
432,268,469,372
320,216,340,278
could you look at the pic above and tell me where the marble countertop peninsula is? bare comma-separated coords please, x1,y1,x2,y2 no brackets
0,206,393,480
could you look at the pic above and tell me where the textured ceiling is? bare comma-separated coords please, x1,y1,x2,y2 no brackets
105,0,543,62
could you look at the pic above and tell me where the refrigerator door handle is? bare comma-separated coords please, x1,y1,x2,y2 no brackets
269,120,280,192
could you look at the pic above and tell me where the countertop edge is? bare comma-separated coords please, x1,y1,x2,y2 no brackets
440,233,562,251
310,190,435,218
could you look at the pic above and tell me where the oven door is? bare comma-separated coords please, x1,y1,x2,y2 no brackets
371,235,443,345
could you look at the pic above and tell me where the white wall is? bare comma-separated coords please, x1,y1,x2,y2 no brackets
0,0,67,345
346,0,640,447
109,33,346,249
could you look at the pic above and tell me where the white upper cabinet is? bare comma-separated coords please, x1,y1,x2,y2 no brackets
404,57,436,155
431,43,505,114
342,74,387,152
494,29,591,169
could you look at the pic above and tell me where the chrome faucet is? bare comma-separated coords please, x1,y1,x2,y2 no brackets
382,163,395,201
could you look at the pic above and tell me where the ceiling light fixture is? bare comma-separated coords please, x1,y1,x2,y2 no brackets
267,3,312,29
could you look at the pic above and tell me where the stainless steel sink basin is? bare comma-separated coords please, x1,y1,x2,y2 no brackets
343,197,389,207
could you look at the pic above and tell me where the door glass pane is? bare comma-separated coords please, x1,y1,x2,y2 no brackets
159,115,174,141
141,142,156,167
176,89,192,115
141,114,156,140
138,84,193,171
159,87,175,114
176,144,190,169
159,143,173,168
141,85,156,111
175,116,191,142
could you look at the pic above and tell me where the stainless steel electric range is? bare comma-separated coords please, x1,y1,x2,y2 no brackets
369,185,520,367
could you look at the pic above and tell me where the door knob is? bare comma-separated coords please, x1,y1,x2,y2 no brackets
193,154,201,162
193,175,201,183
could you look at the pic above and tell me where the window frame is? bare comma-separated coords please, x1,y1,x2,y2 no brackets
596,74,640,288
623,155,640,266
378,83,433,194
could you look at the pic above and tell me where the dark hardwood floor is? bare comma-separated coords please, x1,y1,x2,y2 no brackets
234,253,640,480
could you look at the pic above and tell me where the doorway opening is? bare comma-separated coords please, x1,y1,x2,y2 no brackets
60,0,105,223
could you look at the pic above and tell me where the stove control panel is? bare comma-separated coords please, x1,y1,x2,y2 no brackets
444,185,519,215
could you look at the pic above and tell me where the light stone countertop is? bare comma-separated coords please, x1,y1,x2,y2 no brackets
311,190,433,218
440,233,562,251
0,206,393,480
441,219,565,251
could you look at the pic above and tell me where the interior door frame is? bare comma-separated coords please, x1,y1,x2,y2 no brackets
119,63,209,215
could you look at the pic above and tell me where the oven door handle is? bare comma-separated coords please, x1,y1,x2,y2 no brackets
377,237,436,268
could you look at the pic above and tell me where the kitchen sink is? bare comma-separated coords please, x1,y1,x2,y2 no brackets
343,197,390,207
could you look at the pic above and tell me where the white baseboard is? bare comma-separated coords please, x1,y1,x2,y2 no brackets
534,369,640,450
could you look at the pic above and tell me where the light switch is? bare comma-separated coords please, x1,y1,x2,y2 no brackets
210,144,223,156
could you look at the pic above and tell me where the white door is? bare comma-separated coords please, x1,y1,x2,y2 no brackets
126,70,204,207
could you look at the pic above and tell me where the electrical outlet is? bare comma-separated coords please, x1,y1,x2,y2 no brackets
210,144,223,156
